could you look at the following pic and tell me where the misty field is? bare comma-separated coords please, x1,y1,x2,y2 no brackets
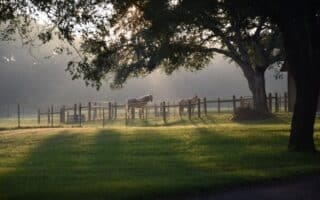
0,115,320,199
0,111,294,129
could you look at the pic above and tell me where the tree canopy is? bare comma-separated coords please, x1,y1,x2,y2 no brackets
1,1,283,87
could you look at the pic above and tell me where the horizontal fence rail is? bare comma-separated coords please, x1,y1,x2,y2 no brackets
0,92,291,128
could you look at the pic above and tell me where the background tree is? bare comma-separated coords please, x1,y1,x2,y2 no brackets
1,0,283,114
211,14,283,114
75,1,284,114
78,1,284,114
224,0,320,152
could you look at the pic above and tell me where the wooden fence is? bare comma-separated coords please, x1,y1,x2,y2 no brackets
33,92,289,127
0,92,289,128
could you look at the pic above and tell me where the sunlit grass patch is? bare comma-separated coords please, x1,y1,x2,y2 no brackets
0,116,319,199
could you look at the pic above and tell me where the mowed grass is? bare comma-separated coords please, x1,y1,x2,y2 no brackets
0,114,320,199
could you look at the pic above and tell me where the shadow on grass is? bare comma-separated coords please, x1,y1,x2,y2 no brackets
125,117,191,127
0,129,199,199
0,127,319,200
0,126,64,132
232,113,292,125
124,115,219,127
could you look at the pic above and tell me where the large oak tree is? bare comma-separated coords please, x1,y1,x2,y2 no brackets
226,0,320,151
1,0,283,114
1,0,319,152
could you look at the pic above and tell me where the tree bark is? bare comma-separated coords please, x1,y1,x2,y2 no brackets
239,64,269,113
251,68,268,113
276,8,320,152
289,77,319,152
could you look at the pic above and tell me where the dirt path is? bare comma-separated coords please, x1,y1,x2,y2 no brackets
186,175,320,200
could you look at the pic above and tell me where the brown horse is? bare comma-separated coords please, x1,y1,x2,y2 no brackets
178,95,198,115
127,95,153,118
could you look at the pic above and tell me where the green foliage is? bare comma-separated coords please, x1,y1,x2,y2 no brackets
0,0,284,89
38,31,52,43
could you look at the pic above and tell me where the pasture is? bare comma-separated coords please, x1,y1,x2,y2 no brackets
0,113,320,199
0,93,288,129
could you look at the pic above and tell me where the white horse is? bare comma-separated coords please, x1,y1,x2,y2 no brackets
127,95,153,118
179,95,198,115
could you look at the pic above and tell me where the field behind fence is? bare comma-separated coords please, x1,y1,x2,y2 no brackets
0,92,289,129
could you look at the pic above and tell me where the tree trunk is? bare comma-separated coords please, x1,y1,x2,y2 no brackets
276,8,320,152
289,77,319,152
251,69,268,113
240,65,269,113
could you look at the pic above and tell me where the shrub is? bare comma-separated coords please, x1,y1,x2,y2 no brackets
232,107,273,121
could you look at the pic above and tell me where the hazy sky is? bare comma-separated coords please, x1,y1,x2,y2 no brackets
0,40,287,108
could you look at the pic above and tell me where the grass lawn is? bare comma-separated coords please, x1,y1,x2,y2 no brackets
0,113,320,199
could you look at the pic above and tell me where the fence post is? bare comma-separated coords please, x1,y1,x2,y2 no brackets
232,95,236,113
145,106,148,120
108,102,112,120
98,103,101,119
88,102,91,121
203,97,207,116
167,102,170,118
197,98,201,118
284,92,288,112
48,107,50,125
60,107,62,123
110,103,113,119
51,105,54,127
159,103,162,119
74,103,77,122
125,105,128,125
62,106,65,123
17,104,20,128
154,103,157,118
173,101,176,118
60,106,64,123
188,100,191,120
240,96,243,107
218,97,221,113
102,107,105,127
268,93,272,112
279,94,282,111
138,108,142,119
159,102,162,119
37,108,40,125
275,92,279,112
114,102,117,119
93,102,97,121
162,101,166,123
131,107,135,119
79,103,82,127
